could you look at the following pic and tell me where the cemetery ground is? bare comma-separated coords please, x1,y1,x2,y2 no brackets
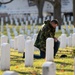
0,25,75,75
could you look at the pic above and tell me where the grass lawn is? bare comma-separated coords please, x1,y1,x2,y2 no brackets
0,25,75,75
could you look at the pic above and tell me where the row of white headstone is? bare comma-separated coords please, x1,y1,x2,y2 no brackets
8,32,75,52
0,15,74,23
53,21,75,35
5,22,38,36
0,15,74,34
0,36,56,75
58,33,75,48
1,33,75,75
1,32,75,55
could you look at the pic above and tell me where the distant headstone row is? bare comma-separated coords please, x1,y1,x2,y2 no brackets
0,15,74,25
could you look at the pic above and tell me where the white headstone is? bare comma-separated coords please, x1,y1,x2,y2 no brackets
27,30,31,36
5,17,8,22
24,17,26,22
33,29,37,34
67,36,72,47
25,25,28,33
69,21,71,25
56,26,58,32
33,34,38,42
10,19,13,25
46,38,54,61
3,71,18,75
28,16,31,21
59,34,66,48
14,36,18,50
0,43,10,70
1,35,8,44
10,39,14,48
1,18,4,33
25,40,34,67
61,27,65,34
6,24,9,29
26,21,28,25
17,35,25,52
69,21,73,30
19,28,24,34
65,22,70,36
34,19,37,24
30,26,34,32
30,20,33,25
42,62,56,75
72,33,75,47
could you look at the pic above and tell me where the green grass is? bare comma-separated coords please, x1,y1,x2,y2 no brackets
0,25,75,75
0,48,74,75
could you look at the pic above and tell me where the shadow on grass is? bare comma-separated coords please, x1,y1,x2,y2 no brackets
55,61,72,65
16,71,41,75
16,71,31,75
57,68,73,72
10,55,24,66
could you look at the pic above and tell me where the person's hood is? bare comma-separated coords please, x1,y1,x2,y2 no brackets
44,20,54,29
44,20,50,25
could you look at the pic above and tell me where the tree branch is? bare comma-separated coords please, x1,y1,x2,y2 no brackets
0,0,13,4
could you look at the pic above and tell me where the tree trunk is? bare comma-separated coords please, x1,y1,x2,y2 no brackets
36,0,45,24
73,0,75,27
37,4,43,23
54,0,61,29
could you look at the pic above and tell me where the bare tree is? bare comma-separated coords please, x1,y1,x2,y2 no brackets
73,0,75,27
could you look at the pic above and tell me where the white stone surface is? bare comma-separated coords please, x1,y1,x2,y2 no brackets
3,71,18,75
46,38,54,61
72,33,75,47
10,39,14,49
27,30,31,36
1,35,8,44
67,36,72,47
14,36,18,50
17,35,25,52
25,40,34,67
0,43,10,70
32,34,38,43
59,34,67,48
30,20,33,25
42,62,56,75
61,27,65,34
55,26,58,32
33,29,37,34
65,22,70,36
